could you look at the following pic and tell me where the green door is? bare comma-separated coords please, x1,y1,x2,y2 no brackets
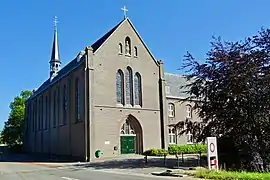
121,136,135,154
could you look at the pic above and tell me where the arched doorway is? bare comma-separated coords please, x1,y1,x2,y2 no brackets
120,115,143,154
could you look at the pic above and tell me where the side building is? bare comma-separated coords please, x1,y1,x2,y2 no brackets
23,15,200,161
164,73,200,145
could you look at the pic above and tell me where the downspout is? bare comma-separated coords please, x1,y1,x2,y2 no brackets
84,51,89,162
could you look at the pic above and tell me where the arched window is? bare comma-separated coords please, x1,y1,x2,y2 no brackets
125,37,131,55
63,85,68,125
45,96,48,130
125,67,133,105
116,70,124,105
53,90,57,128
168,103,175,117
120,120,135,135
119,43,123,54
134,72,142,106
186,104,192,118
75,78,81,121
134,46,138,57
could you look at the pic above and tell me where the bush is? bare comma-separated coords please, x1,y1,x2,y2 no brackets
168,144,207,155
191,170,270,180
143,149,168,156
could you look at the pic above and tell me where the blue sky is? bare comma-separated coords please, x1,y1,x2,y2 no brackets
0,0,270,130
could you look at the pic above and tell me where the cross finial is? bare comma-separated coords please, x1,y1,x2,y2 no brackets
121,6,128,19
54,16,58,31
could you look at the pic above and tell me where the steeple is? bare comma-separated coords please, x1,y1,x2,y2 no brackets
50,16,61,79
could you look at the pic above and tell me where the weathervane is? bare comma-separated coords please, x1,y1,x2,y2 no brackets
121,6,128,19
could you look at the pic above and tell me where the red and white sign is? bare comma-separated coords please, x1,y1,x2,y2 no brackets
207,137,219,170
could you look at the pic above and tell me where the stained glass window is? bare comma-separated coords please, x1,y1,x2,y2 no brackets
134,72,142,106
126,67,133,105
116,70,124,104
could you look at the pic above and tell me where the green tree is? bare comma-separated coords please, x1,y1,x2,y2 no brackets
0,134,3,144
176,29,270,172
1,90,32,147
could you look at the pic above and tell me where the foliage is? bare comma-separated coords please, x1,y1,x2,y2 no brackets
175,28,270,172
143,145,207,156
1,90,32,148
143,149,168,156
168,144,207,154
0,135,2,144
187,170,270,180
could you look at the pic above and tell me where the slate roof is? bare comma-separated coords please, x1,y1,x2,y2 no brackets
91,19,124,52
164,73,191,99
29,19,125,100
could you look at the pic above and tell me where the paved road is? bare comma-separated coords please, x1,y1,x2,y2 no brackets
0,162,195,180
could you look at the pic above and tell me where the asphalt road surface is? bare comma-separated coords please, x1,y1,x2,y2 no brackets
0,162,193,180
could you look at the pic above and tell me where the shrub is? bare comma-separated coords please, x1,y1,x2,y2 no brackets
143,149,168,156
168,144,207,155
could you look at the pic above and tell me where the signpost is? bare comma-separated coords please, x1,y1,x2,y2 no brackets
207,137,218,170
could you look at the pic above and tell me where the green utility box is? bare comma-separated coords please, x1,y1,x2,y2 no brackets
95,150,101,158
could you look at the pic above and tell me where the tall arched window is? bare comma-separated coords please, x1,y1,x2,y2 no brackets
119,43,123,54
126,67,133,105
53,90,57,128
134,46,138,57
75,78,81,121
45,96,48,130
125,37,131,55
116,70,124,105
134,72,142,106
63,85,68,125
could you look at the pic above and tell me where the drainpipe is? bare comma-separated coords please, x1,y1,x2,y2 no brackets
84,46,93,162
84,50,89,162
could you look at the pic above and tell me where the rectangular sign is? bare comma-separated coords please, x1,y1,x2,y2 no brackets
207,137,219,170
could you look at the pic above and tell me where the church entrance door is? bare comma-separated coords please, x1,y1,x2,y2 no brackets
120,136,135,154
120,115,143,154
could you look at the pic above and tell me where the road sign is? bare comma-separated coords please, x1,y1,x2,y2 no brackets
207,137,218,170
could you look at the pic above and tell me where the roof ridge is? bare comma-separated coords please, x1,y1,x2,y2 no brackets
165,72,186,77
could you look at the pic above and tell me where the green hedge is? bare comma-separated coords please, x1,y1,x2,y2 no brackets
142,149,168,156
168,144,207,154
143,145,207,156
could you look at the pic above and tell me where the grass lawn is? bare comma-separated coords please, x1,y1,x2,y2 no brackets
185,170,270,180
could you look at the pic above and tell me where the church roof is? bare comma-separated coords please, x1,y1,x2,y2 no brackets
164,73,190,99
29,19,125,100
91,19,124,52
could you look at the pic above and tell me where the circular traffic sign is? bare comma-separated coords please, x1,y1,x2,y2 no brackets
210,143,215,153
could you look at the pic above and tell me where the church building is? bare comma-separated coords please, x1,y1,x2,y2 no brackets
23,9,200,161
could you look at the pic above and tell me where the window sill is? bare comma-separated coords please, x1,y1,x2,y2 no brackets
134,56,138,58
168,116,175,118
125,54,131,57
169,143,176,145
187,142,194,145
116,103,124,107
134,105,142,108
118,53,123,55
125,104,133,108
